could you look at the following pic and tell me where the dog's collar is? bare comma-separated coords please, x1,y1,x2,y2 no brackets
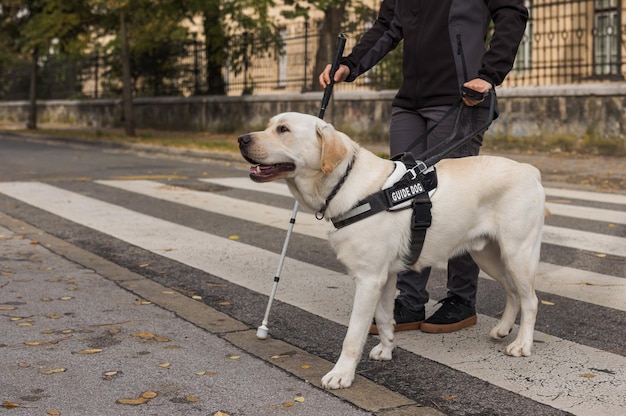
315,153,357,220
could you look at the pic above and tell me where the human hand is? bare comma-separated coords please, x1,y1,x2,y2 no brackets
319,64,350,88
462,78,492,106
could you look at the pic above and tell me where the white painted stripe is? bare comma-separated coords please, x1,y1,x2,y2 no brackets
0,181,624,416
479,264,626,312
545,187,626,205
543,225,626,257
96,179,333,240
98,180,626,310
546,202,626,225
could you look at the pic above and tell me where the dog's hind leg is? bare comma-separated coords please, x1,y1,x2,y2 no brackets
369,272,398,361
502,237,541,357
321,270,388,389
471,242,521,340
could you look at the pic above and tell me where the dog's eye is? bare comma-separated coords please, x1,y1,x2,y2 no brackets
277,125,290,134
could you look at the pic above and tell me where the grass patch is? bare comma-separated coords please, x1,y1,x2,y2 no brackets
19,126,240,153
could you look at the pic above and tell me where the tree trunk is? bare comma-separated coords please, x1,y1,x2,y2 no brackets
120,10,135,136
26,48,38,130
205,4,226,95
312,3,347,92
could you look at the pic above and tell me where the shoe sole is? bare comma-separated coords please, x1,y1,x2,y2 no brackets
420,315,477,334
369,321,422,335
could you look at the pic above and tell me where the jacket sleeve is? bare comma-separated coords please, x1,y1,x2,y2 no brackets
480,0,529,86
340,0,402,82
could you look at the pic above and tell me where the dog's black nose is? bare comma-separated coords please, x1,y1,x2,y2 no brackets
238,134,252,147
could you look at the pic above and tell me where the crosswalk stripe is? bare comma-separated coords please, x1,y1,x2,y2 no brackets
543,225,626,257
97,179,332,240
545,202,626,225
97,179,626,311
1,181,625,416
545,187,626,205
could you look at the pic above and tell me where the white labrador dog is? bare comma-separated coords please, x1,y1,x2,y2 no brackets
238,112,545,390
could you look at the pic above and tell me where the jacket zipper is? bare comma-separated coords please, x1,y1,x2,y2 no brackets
456,34,469,81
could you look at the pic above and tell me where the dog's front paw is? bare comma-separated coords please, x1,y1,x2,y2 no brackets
505,339,533,357
489,325,512,340
321,369,355,390
369,343,393,361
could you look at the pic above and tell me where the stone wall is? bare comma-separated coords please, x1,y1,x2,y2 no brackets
1,85,625,153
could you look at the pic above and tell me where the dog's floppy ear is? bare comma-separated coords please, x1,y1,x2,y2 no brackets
317,123,348,174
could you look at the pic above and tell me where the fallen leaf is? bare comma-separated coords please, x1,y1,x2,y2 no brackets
300,364,311,369
41,329,54,334
541,300,555,306
580,373,597,379
219,301,231,306
271,355,290,359
282,402,294,408
17,322,32,327
46,410,61,415
0,306,16,311
132,332,155,339
2,401,20,409
228,235,239,240
294,396,304,403
595,253,607,258
162,291,175,295
108,329,120,334
191,295,202,300
116,397,148,406
229,355,240,360
214,412,230,416
77,348,103,354
195,371,216,376
186,396,199,403
104,371,118,376
30,239,39,245
59,296,73,301
45,314,63,319
41,297,53,301
158,362,171,368
165,345,181,349
443,395,457,401
153,336,170,342
138,263,150,268
141,391,158,399
134,301,152,305
40,368,66,375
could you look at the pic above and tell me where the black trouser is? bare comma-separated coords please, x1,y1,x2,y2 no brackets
389,104,490,311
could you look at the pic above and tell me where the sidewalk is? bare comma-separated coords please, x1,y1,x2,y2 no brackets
0,215,441,416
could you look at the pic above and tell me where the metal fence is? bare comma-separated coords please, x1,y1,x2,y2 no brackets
1,0,625,101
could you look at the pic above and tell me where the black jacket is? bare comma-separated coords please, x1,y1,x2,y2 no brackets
341,0,528,109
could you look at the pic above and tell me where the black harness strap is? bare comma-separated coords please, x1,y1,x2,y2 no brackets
405,192,432,265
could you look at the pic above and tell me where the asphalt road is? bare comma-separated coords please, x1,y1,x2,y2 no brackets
0,133,624,416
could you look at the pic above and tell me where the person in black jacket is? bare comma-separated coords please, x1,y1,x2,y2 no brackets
320,0,528,334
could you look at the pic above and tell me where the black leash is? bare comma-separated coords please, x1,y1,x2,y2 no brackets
400,90,497,173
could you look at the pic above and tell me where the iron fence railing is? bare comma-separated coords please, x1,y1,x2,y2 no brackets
2,0,626,101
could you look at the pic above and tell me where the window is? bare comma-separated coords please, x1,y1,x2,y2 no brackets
513,0,533,72
593,0,620,77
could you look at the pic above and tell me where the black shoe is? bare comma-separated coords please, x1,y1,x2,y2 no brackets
370,299,425,335
420,295,477,334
